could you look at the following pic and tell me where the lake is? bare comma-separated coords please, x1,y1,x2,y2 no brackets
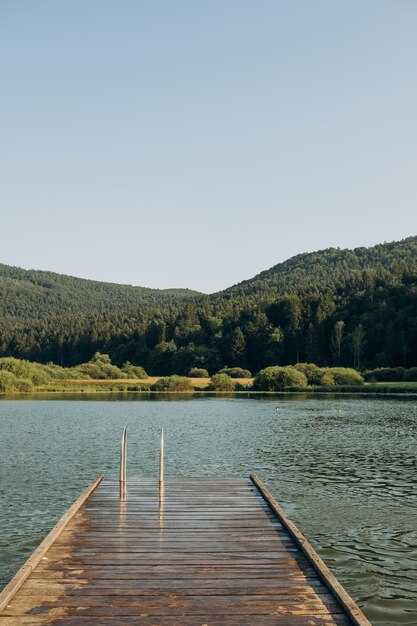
0,394,416,625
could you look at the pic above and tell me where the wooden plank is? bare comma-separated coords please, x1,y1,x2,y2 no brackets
0,613,351,626
1,592,342,612
32,564,320,578
0,475,103,614
30,575,322,589
251,473,372,626
1,476,369,626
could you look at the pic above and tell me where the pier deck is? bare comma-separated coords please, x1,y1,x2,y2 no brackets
0,476,371,625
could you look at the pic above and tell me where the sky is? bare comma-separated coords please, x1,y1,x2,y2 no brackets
0,1,416,293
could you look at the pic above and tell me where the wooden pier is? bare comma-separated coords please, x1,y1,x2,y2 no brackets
0,475,371,625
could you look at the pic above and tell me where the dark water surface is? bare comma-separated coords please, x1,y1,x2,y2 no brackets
0,395,416,625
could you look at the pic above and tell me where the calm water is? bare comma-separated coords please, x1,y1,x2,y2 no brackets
0,395,416,625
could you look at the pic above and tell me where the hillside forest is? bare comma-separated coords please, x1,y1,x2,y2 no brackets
0,236,416,375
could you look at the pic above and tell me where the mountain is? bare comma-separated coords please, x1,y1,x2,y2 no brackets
216,236,417,299
0,236,416,372
0,264,201,319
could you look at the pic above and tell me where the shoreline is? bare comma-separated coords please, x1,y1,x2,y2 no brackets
2,388,417,399
2,376,417,398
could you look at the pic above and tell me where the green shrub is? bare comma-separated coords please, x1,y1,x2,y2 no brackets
30,370,50,386
294,363,324,385
188,367,209,378
0,357,51,385
126,383,151,391
42,363,85,380
0,357,31,378
327,367,364,385
234,382,250,391
122,362,148,379
320,371,335,386
295,363,338,387
151,376,194,392
253,366,308,391
403,367,417,382
0,370,18,392
209,373,236,391
74,353,127,380
218,367,252,378
364,367,405,382
14,378,34,392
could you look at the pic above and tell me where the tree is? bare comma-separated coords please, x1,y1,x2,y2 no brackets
147,341,177,375
1,237,417,371
230,327,247,367
351,324,365,369
267,296,302,363
331,321,345,363
264,327,283,366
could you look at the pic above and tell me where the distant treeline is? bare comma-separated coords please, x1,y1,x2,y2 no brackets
0,237,416,372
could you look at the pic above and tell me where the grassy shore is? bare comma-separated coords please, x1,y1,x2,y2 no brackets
4,378,417,396
287,381,417,395
34,377,252,393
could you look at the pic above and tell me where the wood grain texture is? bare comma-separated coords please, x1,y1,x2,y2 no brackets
0,475,103,614
0,476,370,625
250,473,372,626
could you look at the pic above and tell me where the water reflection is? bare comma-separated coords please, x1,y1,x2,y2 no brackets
159,482,164,528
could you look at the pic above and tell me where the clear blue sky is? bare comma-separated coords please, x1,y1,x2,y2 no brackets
1,1,416,293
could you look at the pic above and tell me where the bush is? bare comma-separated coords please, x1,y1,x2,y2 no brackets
151,376,194,392
295,363,337,387
327,367,364,385
14,378,34,392
253,366,308,391
0,370,18,392
218,367,252,378
403,367,417,382
294,363,324,385
43,363,85,380
0,357,32,378
74,353,127,380
122,362,148,379
209,373,236,391
127,384,151,391
320,371,335,386
234,382,250,391
364,367,405,382
30,370,50,386
188,367,209,378
0,357,50,385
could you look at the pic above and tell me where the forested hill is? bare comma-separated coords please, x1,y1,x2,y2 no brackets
0,236,416,372
216,236,417,299
0,264,200,318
